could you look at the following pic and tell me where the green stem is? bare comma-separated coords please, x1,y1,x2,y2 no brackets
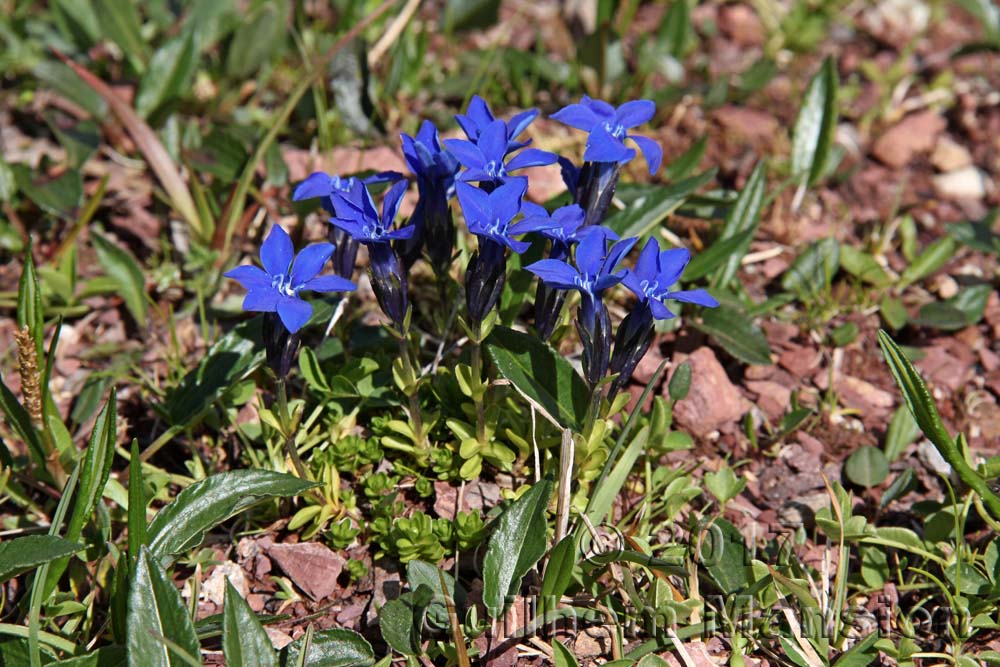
276,379,310,481
472,342,487,445
398,335,427,453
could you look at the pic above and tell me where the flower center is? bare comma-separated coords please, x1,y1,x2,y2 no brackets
639,279,659,297
603,121,626,140
574,274,594,293
484,160,506,179
484,216,507,237
271,273,297,297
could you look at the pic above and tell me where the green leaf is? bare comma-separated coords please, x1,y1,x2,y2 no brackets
791,56,838,186
159,318,264,427
17,245,44,362
225,2,284,78
127,547,200,667
664,137,706,181
128,439,147,566
486,326,589,431
659,0,693,58
146,470,319,565
897,237,957,288
711,161,766,287
683,228,755,282
12,164,83,218
0,153,16,203
91,231,148,323
540,536,577,616
879,296,908,330
91,0,149,72
442,0,500,31
947,215,1000,255
34,60,108,118
844,446,889,488
702,518,752,594
694,306,772,365
605,170,714,239
280,628,374,667
405,561,458,629
637,656,672,667
223,578,276,667
482,479,554,618
668,361,691,401
832,633,878,667
136,33,197,118
552,640,580,667
878,331,1000,519
378,586,432,657
839,245,892,288
781,237,840,299
586,427,648,528
884,405,920,462
911,283,992,330
704,466,746,504
0,536,83,583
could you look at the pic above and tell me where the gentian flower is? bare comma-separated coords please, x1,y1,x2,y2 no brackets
399,120,461,274
330,180,414,331
445,119,557,189
292,170,403,277
553,97,663,228
551,96,662,174
225,225,355,376
621,238,719,319
609,238,718,397
456,179,552,334
455,95,538,151
520,202,587,340
526,228,637,387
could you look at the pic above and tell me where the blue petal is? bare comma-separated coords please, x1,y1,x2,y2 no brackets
491,178,527,225
443,138,486,169
614,100,656,128
505,237,532,254
594,272,625,292
629,133,663,175
243,287,279,312
458,168,494,183
477,120,508,162
401,133,421,174
633,238,661,282
384,225,417,241
656,248,691,287
604,237,639,275
277,296,313,333
551,103,601,131
525,259,580,291
362,170,405,184
583,96,616,118
510,216,559,235
456,182,492,229
466,95,494,129
381,180,409,227
416,119,439,147
621,270,647,299
292,172,332,201
455,114,480,141
329,217,369,241
506,148,558,171
290,243,335,286
574,228,608,276
507,109,539,143
260,225,294,277
225,265,271,289
667,289,719,308
584,124,635,164
302,274,357,293
520,201,549,219
650,299,676,320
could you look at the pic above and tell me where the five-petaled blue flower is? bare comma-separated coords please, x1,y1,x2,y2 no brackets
293,170,403,213
552,96,663,175
455,95,538,151
225,225,356,334
455,180,556,253
526,227,637,329
445,120,557,186
520,202,586,247
622,238,719,319
329,180,414,245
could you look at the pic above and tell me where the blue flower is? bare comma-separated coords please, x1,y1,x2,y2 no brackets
455,95,538,151
526,226,637,337
552,96,663,175
456,180,556,254
401,120,460,193
445,120,557,186
225,225,356,334
329,180,415,245
520,202,586,247
621,238,719,320
293,170,403,214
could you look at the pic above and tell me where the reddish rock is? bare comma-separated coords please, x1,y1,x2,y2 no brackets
671,347,746,437
779,346,822,377
267,542,345,601
713,106,780,142
718,4,765,46
746,380,792,421
835,376,895,414
871,111,946,168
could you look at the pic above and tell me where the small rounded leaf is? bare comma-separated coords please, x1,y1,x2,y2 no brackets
844,446,889,488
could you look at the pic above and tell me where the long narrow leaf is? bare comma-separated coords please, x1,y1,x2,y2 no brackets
711,161,766,287
127,547,200,667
